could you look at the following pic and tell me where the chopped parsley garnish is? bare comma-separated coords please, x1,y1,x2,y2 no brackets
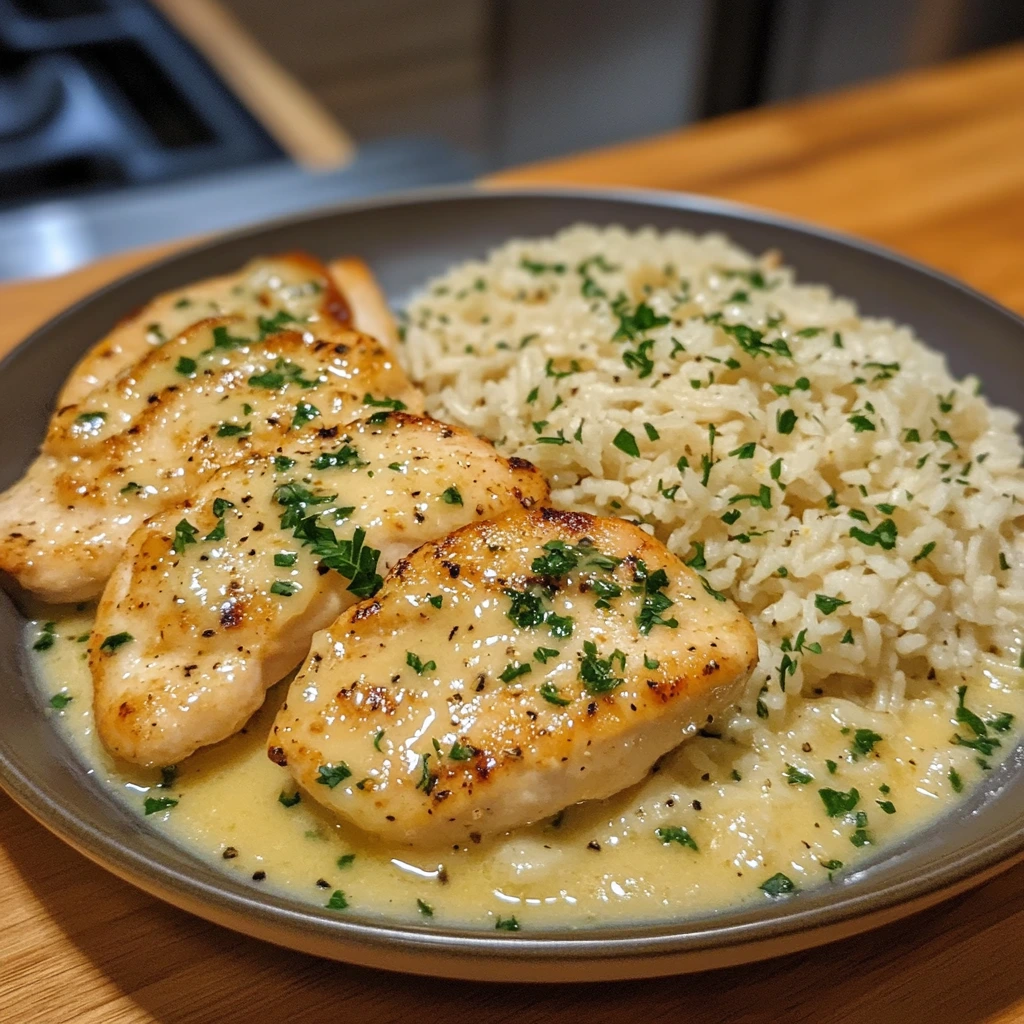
440,485,463,505
143,796,178,815
912,542,936,564
776,408,797,434
175,356,197,376
851,826,872,847
270,580,299,597
655,826,698,851
784,764,814,785
217,421,251,437
204,518,226,542
211,325,250,350
534,647,560,664
274,486,380,597
851,729,883,757
448,740,474,761
718,322,788,359
729,484,772,510
545,358,581,379
273,455,296,471
633,560,678,634
612,300,669,341
248,358,318,390
505,586,549,628
74,411,107,431
99,631,134,654
520,257,566,275
699,576,727,602
499,661,532,683
955,684,989,738
171,519,198,556
274,552,297,567
644,654,660,670
729,442,756,459
49,692,73,709
416,899,434,917
291,401,320,429
759,873,797,897
311,444,367,470
427,594,443,609
685,542,706,570
547,612,574,637
531,538,621,576
539,682,572,707
278,791,301,807
771,377,810,396
819,787,860,817
848,415,876,433
326,890,349,910
406,651,437,675
578,641,625,694
814,594,848,616
415,753,436,794
316,763,352,788
613,428,640,457
495,916,520,932
949,768,964,793
953,733,1002,756
623,338,656,378
876,800,896,814
32,621,57,652
849,518,897,550
256,309,298,338
363,393,407,411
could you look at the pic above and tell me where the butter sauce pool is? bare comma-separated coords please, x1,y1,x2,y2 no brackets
29,606,1024,931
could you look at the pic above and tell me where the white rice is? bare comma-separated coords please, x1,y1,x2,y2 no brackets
399,224,1024,729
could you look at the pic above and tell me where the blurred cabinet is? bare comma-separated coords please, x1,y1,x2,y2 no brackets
214,0,1024,172
215,0,490,154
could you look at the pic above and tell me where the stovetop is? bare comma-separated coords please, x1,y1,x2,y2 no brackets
0,0,282,208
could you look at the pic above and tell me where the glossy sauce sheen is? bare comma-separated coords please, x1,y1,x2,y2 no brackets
91,413,547,766
58,253,352,406
272,510,758,845
0,318,418,602
32,607,1023,930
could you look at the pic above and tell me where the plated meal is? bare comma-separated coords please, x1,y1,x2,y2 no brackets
5,211,1023,941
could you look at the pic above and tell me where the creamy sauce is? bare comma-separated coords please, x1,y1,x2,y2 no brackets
30,605,1024,930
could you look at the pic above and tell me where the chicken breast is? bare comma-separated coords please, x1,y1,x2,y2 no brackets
327,257,398,350
57,252,357,407
92,412,548,767
0,317,420,602
269,507,759,846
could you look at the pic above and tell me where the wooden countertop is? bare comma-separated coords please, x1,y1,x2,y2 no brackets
4,43,1024,1024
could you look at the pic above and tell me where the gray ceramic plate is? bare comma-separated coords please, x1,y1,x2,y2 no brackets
1,186,1023,982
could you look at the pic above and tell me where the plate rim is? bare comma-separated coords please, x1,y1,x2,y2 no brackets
3,182,1024,980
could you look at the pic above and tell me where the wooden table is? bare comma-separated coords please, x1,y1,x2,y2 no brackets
4,43,1024,1024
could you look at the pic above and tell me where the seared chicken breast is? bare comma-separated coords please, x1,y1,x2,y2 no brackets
327,257,398,350
270,507,759,846
92,413,548,766
58,252,358,407
0,317,419,602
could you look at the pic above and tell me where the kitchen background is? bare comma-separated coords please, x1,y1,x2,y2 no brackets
3,0,1022,280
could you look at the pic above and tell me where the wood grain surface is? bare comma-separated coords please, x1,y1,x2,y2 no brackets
3,43,1024,1024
